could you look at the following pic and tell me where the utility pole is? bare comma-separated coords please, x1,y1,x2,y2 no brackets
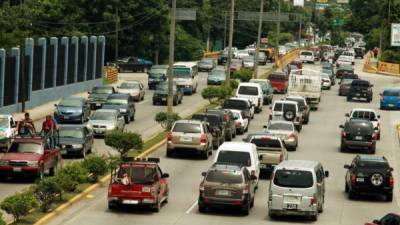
226,0,234,87
253,0,263,79
20,42,25,112
298,15,302,47
223,12,227,48
275,0,281,68
167,0,176,116
115,6,120,62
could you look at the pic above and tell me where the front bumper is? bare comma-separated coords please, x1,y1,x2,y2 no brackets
177,85,193,94
0,166,40,176
55,113,82,123
153,96,168,104
60,146,84,155
268,201,318,217
380,101,400,109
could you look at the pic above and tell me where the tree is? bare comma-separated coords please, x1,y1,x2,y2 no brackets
154,112,181,130
0,191,38,222
33,177,62,212
82,154,108,182
105,131,143,158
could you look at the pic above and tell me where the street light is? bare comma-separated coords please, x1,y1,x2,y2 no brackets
167,0,176,116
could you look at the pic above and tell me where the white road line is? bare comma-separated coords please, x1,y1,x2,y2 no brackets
138,100,149,105
185,200,198,214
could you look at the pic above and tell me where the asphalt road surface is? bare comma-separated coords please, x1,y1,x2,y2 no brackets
44,59,400,225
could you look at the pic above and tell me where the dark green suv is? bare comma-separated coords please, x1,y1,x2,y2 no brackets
152,82,183,105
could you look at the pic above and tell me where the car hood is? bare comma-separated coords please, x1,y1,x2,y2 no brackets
154,90,170,95
56,106,82,113
208,76,225,81
89,120,116,126
2,153,42,161
102,104,128,111
58,137,85,145
88,93,109,100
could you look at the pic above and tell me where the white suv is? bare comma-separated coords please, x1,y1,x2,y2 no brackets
236,82,264,113
299,51,315,63
269,100,303,131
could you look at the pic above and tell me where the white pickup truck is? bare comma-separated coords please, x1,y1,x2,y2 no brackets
288,69,322,110
0,115,17,148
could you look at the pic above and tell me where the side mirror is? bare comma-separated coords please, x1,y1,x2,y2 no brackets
250,175,258,180
370,84,374,87
54,104,58,107
263,125,268,129
161,173,170,178
377,115,380,119
374,127,379,130
345,113,350,117
389,167,394,172
201,172,207,177
324,171,329,178
88,91,91,94
339,125,344,129
344,164,351,169
379,93,382,96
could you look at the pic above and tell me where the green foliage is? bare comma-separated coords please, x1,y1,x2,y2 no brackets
267,32,294,46
57,162,88,184
82,155,108,180
0,212,5,225
154,112,181,131
0,191,38,222
33,177,62,212
228,79,239,89
232,68,253,82
201,84,233,103
380,50,400,64
105,131,143,158
54,172,78,193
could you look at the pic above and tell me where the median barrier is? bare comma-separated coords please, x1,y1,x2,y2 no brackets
104,66,118,84
203,51,219,59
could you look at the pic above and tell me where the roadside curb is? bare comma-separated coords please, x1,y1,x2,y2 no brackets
136,139,167,159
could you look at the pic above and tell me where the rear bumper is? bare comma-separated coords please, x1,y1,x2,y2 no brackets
199,194,249,208
342,140,375,148
167,142,207,152
351,186,392,195
55,114,82,123
108,196,157,206
380,101,400,109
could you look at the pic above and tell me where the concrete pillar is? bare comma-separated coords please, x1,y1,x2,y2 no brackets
11,48,20,104
98,36,106,77
71,36,79,83
0,49,5,106
61,37,69,85
80,36,88,81
90,36,97,80
37,37,46,90
25,38,34,101
50,37,58,87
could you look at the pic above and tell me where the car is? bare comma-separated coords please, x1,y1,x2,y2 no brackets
255,51,267,65
321,62,333,75
365,213,400,225
117,56,152,73
0,135,61,180
268,72,288,94
320,73,332,90
278,45,287,57
322,68,335,85
198,163,257,215
339,119,377,153
269,160,329,221
191,113,225,149
58,125,94,158
341,73,359,80
347,79,373,102
236,82,264,113
380,88,400,110
87,109,125,137
269,100,303,131
108,158,169,212
341,51,355,65
54,97,91,124
299,51,315,63
0,115,17,149
173,62,199,95
152,82,183,106
336,64,354,79
221,97,254,120
346,108,380,140
249,79,274,105
344,155,394,201
166,120,213,159
218,50,228,65
230,59,243,74
102,93,135,123
198,58,216,72
265,120,298,151
147,65,168,90
230,109,249,135
242,56,255,69
205,109,237,141
117,81,145,101
336,55,353,67
285,95,310,124
207,69,226,85
87,86,116,110
236,49,250,59
354,47,365,59
338,78,355,96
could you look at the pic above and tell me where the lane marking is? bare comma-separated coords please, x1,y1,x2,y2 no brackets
185,200,198,214
138,100,149,105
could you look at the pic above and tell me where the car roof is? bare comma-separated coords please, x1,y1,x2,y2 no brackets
384,87,400,91
175,119,203,125
351,108,376,113
61,96,84,101
108,93,130,99
285,95,306,101
250,79,268,83
211,163,244,172
249,133,281,140
238,82,261,87
192,113,221,118
95,109,119,114
121,80,140,84
357,155,387,162
269,120,294,126
274,100,298,105
275,160,320,171
218,142,255,151
59,124,86,129
228,97,250,102
94,85,113,89
151,65,169,69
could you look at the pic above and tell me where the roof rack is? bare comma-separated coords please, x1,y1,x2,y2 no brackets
122,157,160,163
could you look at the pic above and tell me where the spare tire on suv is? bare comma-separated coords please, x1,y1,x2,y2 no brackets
283,109,296,121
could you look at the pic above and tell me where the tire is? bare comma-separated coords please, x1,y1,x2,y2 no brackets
340,143,346,152
226,132,233,141
124,115,130,124
296,124,302,132
38,167,45,180
377,133,381,140
245,123,249,132
241,200,250,216
250,196,254,208
386,193,393,202
81,148,87,158
131,113,135,121
173,98,178,106
347,96,351,102
213,138,220,150
198,202,207,213
345,182,349,193
179,97,182,104
348,191,356,200
283,110,296,121
166,149,173,158
152,199,161,212
232,129,236,138
310,214,318,221
108,203,118,210
200,150,208,160
370,145,376,154
49,165,56,176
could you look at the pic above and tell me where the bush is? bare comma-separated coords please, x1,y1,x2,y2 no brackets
33,177,62,212
201,86,222,103
82,155,108,182
232,68,253,82
154,112,181,130
105,131,143,158
0,191,38,222
228,79,239,89
54,172,78,193
0,212,6,225
380,50,400,64
57,162,88,184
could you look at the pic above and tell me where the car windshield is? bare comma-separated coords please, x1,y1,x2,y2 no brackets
352,111,377,121
200,60,213,65
231,111,241,120
92,87,113,94
149,69,166,78
341,79,354,85
222,100,247,110
172,123,201,133
301,51,313,56
274,169,313,188
383,90,400,96
120,82,139,89
268,74,286,81
238,86,258,95
59,128,84,138
352,81,370,87
243,57,254,62
9,142,43,154
217,151,251,167
91,112,115,121
209,70,225,77
0,118,9,128
273,102,296,112
356,161,390,170
322,69,332,75
59,99,82,107
268,122,293,131
118,166,157,184
173,68,191,78
251,138,282,150
286,98,305,109
106,98,128,105
191,115,220,127
205,170,243,184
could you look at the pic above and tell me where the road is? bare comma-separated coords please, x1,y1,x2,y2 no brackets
45,59,400,225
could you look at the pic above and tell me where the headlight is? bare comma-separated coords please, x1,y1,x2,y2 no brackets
26,161,39,167
87,123,93,129
107,125,116,130
0,160,8,166
120,109,127,113
71,144,83,148
149,78,154,81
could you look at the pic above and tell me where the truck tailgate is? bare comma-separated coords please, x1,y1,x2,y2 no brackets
258,149,282,165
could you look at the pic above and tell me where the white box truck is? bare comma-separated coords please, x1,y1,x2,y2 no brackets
288,69,322,110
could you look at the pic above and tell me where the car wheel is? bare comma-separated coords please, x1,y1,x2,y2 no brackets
245,123,249,132
377,133,381,140
213,138,220,150
49,165,56,176
370,145,376,154
250,196,254,208
310,214,318,221
348,191,356,200
108,202,118,210
80,116,84,124
198,202,207,213
232,129,236,138
269,211,277,219
200,150,208,160
347,96,351,102
179,97,182,104
340,142,346,152
124,116,130,124
166,149,173,158
152,101,156,105
386,193,393,202
38,167,45,180
81,148,87,158
173,98,178,106
345,182,349,193
241,199,250,215
152,199,161,212
131,113,135,121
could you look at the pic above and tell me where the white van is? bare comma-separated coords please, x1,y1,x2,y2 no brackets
236,83,264,113
268,160,329,221
214,142,260,185
299,51,315,63
0,115,17,148
173,62,199,95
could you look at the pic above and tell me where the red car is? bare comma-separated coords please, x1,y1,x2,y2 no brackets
0,135,61,180
108,158,169,212
268,72,288,94
365,213,400,225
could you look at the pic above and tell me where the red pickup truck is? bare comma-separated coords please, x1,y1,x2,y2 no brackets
0,135,61,180
108,158,169,212
268,72,288,94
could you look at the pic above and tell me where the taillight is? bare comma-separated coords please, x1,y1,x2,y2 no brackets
372,133,377,140
200,134,207,144
199,181,205,191
167,132,173,141
389,176,394,187
289,133,296,139
342,132,346,138
351,174,356,187
310,196,317,205
242,184,249,194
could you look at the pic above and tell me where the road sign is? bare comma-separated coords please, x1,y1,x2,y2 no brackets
237,11,289,22
391,23,400,47
176,8,196,21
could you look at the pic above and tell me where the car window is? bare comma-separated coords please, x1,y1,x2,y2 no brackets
316,169,323,183
59,99,82,107
352,111,376,121
205,170,243,184
106,98,128,105
238,86,258,96
217,151,251,167
118,166,157,184
250,137,282,150
59,128,84,138
346,121,373,133
383,90,400,96
222,100,247,110
191,115,220,127
283,103,296,112
274,169,314,188
172,123,201,133
120,82,139,89
9,142,44,154
286,98,305,109
273,103,283,111
301,51,313,56
356,161,390,170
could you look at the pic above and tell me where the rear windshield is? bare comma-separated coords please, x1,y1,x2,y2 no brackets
341,79,354,84
286,98,305,109
205,170,243,184
191,115,220,127
356,161,390,170
268,74,286,81
268,123,293,131
352,111,377,121
274,170,314,188
118,166,157,185
92,87,113,94
238,86,258,95
346,121,373,133
222,100,247,110
217,151,251,167
383,90,400,96
251,138,282,149
352,81,370,87
172,123,201,133
273,103,296,112
301,51,313,56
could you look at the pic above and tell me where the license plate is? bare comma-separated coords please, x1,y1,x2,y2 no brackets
180,136,192,142
64,116,70,119
356,177,364,182
122,200,139,205
216,190,230,196
355,136,363,140
61,150,67,154
162,98,166,101
285,196,299,203
13,167,21,172
96,103,101,106
286,203,298,210
388,104,394,107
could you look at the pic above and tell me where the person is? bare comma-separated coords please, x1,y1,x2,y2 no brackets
373,47,379,58
41,115,57,148
121,173,131,185
17,113,36,135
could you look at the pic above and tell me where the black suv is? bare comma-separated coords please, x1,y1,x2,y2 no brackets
354,47,364,59
340,119,377,153
344,155,394,201
198,163,256,215
205,109,236,141
192,113,225,149
347,79,373,102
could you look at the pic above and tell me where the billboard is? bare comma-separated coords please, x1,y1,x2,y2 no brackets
391,23,400,47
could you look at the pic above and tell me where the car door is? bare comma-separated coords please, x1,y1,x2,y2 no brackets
43,142,54,170
157,167,168,199
83,127,93,152
82,100,90,119
316,168,324,207
128,96,135,115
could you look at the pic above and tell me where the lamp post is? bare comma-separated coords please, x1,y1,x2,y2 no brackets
167,0,176,116
253,0,264,79
226,0,234,87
